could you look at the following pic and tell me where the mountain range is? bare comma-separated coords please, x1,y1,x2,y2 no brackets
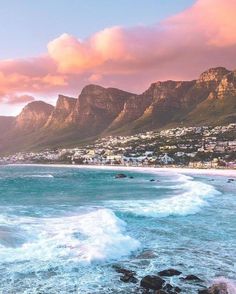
0,66,236,155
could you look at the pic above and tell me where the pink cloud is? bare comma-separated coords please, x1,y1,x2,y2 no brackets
4,94,35,105
0,0,236,113
170,0,236,47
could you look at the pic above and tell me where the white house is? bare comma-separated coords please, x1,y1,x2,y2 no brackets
159,153,174,164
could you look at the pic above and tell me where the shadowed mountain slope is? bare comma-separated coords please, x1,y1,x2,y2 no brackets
0,67,235,155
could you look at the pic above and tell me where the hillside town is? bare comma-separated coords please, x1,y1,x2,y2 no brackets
1,123,236,169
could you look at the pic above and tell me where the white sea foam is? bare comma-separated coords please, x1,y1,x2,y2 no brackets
0,208,139,264
106,174,221,217
24,174,54,178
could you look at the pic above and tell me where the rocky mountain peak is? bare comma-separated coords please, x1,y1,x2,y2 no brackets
45,95,77,128
72,84,134,135
198,67,230,83
15,101,54,132
21,101,53,113
0,66,235,154
56,95,77,110
80,84,106,95
215,70,236,99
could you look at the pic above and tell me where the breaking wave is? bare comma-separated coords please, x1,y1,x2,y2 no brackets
0,208,139,264
106,173,221,217
24,174,54,178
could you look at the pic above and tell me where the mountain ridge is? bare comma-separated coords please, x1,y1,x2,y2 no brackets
0,66,235,155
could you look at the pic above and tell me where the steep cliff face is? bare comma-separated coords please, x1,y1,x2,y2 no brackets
108,81,194,132
71,85,134,135
185,70,236,125
132,80,195,129
45,95,77,128
108,67,235,133
216,70,236,99
14,101,54,133
197,67,230,85
0,66,235,154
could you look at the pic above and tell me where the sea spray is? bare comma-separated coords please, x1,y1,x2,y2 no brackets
0,165,235,293
0,208,140,264
106,173,221,217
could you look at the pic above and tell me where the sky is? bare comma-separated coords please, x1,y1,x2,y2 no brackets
0,0,235,116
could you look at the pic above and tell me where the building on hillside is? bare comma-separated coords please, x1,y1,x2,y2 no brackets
159,153,174,164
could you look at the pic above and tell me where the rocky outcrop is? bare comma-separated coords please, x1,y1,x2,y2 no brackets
132,80,195,129
108,67,234,134
198,282,229,294
198,67,230,85
185,70,236,125
181,274,203,282
140,275,165,290
158,269,182,277
45,95,76,129
115,173,127,179
14,101,54,133
0,66,235,154
70,85,134,136
113,266,138,284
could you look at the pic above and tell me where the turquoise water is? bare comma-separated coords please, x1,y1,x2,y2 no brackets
0,165,235,293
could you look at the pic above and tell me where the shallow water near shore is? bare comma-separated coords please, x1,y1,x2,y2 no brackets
0,165,235,293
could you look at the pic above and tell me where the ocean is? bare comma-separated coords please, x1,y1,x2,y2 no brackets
0,165,235,293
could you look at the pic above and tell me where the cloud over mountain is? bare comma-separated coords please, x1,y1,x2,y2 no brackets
0,0,235,111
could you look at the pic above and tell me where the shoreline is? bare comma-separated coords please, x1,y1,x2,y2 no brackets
2,163,236,293
6,163,236,178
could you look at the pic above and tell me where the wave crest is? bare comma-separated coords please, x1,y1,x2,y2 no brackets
106,174,221,217
0,208,139,264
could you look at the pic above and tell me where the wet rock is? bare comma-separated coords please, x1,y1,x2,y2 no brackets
140,289,150,294
150,179,155,182
174,286,182,293
163,283,181,293
163,283,173,292
113,265,135,276
227,178,234,183
129,176,134,179
113,265,137,284
120,274,138,283
181,274,203,282
115,173,127,179
155,290,168,294
198,282,228,294
158,269,182,277
140,275,165,290
199,290,210,294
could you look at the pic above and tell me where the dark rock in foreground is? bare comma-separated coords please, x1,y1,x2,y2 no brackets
198,282,228,294
115,173,127,179
113,265,138,284
163,283,182,293
120,274,138,283
158,268,182,277
140,275,165,290
227,178,234,183
113,265,135,276
181,274,203,282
